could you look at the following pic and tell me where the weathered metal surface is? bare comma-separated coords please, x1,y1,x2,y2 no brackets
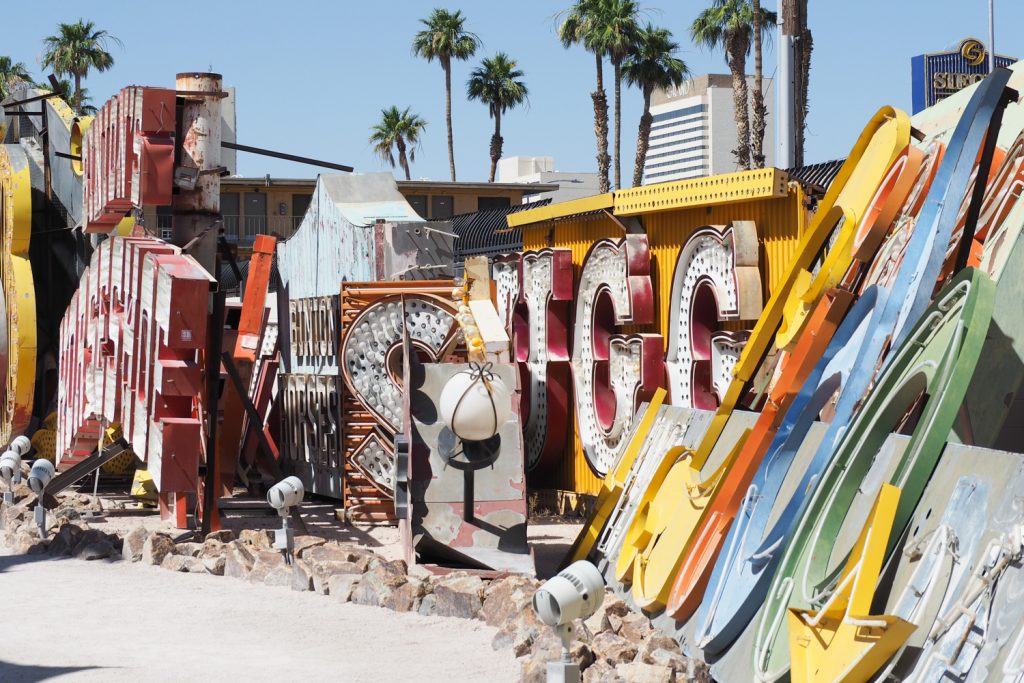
172,73,222,274
56,235,212,527
277,173,424,299
279,373,343,499
286,295,339,375
81,86,175,233
407,362,532,573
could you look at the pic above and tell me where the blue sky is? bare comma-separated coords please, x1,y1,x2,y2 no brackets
5,1,1022,182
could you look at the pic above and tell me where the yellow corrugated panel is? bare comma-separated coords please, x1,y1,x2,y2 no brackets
614,168,790,216
523,184,807,496
508,193,615,227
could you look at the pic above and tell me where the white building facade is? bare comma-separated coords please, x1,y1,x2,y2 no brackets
496,156,601,203
643,74,775,184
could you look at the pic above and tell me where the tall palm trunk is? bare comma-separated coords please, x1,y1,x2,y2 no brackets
613,60,623,190
443,58,456,181
397,137,411,181
632,88,653,188
751,0,767,168
593,52,611,194
74,72,82,115
727,36,751,171
489,108,503,183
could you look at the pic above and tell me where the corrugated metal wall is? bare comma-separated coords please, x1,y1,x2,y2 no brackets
522,185,809,495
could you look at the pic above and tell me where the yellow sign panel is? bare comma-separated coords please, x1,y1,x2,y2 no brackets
0,145,36,444
788,484,916,683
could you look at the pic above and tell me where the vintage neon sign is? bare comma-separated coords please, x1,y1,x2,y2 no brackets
571,235,663,476
665,222,761,410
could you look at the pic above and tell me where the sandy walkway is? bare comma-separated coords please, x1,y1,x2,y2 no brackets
0,550,519,682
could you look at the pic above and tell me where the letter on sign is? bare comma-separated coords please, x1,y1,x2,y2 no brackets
665,222,762,409
516,249,574,472
572,235,664,476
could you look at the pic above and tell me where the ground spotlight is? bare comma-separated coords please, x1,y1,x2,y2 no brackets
532,560,605,683
0,450,21,505
267,476,304,564
28,459,55,539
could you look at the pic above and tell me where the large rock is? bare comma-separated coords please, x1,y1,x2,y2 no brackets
293,535,327,558
291,559,314,592
616,662,673,683
47,524,85,556
492,602,547,657
263,562,295,587
481,575,540,627
616,613,653,642
381,578,427,612
305,545,374,595
591,632,638,666
141,533,176,566
519,657,548,683
204,529,235,543
248,551,286,584
175,541,204,558
328,573,361,603
199,538,226,560
223,541,256,579
238,528,274,550
122,527,150,562
583,660,624,683
419,573,485,619
1,504,26,529
162,554,208,573
584,594,630,635
203,554,226,576
351,563,408,607
76,540,116,561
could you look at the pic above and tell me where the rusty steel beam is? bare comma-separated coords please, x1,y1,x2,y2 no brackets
221,141,353,173
201,289,226,535
217,234,275,494
172,73,223,275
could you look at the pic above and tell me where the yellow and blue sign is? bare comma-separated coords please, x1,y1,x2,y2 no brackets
912,37,1016,113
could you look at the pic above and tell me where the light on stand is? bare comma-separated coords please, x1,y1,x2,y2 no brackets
27,459,55,539
267,476,304,564
532,560,606,683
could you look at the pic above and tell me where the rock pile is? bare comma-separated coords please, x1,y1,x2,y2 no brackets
0,496,708,683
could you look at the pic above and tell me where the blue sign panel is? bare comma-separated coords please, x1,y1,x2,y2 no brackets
911,37,1016,113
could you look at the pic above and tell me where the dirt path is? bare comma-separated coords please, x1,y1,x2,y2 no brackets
0,550,519,682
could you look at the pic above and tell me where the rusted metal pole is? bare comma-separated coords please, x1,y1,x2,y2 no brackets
173,72,223,275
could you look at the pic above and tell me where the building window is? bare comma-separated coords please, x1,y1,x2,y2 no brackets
244,192,267,243
292,193,312,230
430,195,453,220
221,192,240,240
160,228,173,240
477,196,511,211
407,195,427,219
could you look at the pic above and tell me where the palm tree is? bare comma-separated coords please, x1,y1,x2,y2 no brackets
623,25,689,187
412,8,479,182
691,0,776,171
467,53,529,183
751,0,766,167
559,0,610,193
0,57,31,100
41,19,121,115
369,106,427,181
591,0,641,190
